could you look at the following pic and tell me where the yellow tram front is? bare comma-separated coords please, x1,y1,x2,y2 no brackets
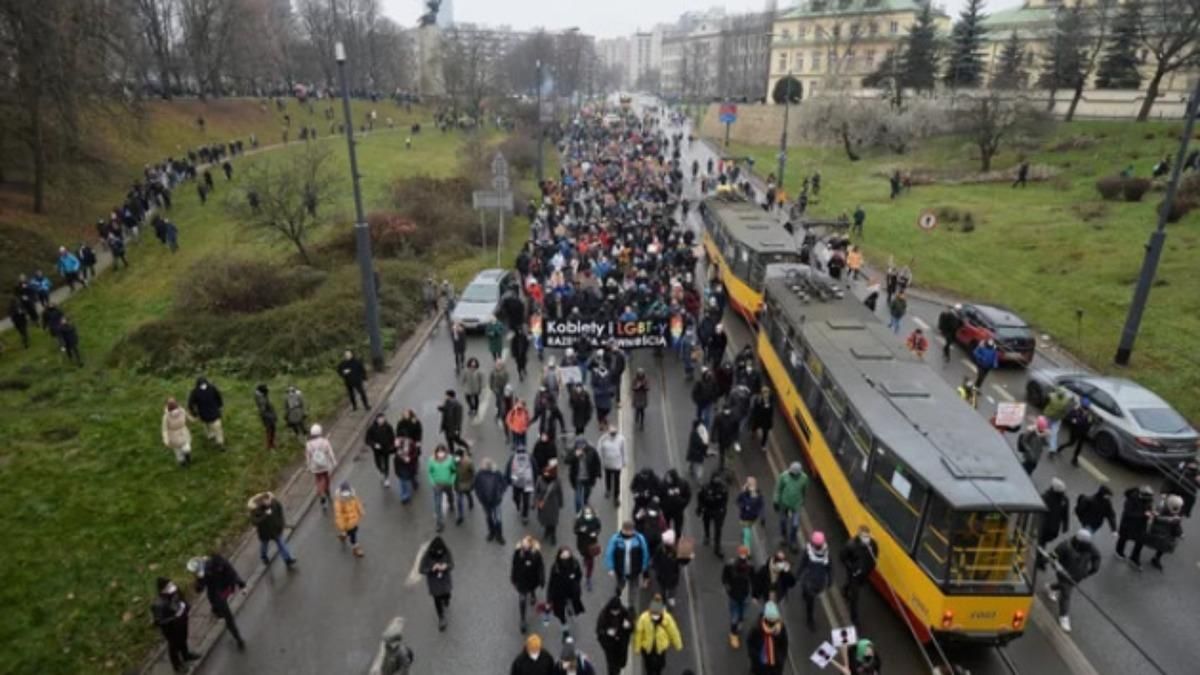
698,199,800,322
755,274,1044,644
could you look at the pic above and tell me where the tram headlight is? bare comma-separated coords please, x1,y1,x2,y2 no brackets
941,610,954,629
1012,610,1026,630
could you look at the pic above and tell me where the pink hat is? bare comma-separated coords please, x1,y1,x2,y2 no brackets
811,531,826,547
1036,416,1049,433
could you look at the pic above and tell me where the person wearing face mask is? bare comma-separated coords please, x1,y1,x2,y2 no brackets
722,545,755,648
150,576,199,672
1046,528,1101,632
334,481,366,557
833,638,882,675
597,424,627,504
652,529,687,607
511,535,547,634
366,413,397,487
774,462,809,553
697,473,730,557
187,376,225,449
799,530,833,630
548,546,586,634
604,520,649,594
188,552,246,650
556,638,597,675
305,424,337,512
839,525,878,625
511,633,556,675
633,595,683,675
418,536,455,631
537,460,565,545
660,469,692,537
746,601,789,675
753,548,797,606
574,505,603,591
595,596,634,675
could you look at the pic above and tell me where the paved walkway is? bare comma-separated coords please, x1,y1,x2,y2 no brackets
140,314,441,674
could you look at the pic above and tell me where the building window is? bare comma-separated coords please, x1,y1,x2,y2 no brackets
832,24,841,38
797,24,806,37
866,49,876,67
890,21,900,35
812,51,821,72
795,53,804,71
869,21,879,36
781,28,791,40
779,53,788,71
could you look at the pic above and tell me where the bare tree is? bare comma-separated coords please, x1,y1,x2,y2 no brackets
228,144,338,265
1065,0,1117,122
180,0,243,97
133,0,180,97
1135,0,1200,121
958,92,1050,172
442,27,494,116
298,0,336,89
0,0,132,213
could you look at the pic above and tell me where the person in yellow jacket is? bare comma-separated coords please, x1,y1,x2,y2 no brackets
334,481,366,558
846,246,864,281
633,594,682,675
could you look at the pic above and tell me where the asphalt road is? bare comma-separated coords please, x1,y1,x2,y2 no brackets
192,102,1196,675
672,104,1198,675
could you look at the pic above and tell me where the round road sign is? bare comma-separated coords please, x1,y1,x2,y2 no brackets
918,210,938,231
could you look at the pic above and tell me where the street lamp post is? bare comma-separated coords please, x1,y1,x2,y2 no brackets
334,41,384,371
1113,78,1200,366
777,70,792,191
536,58,544,187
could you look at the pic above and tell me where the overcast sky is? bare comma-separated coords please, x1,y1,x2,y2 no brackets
379,0,1026,38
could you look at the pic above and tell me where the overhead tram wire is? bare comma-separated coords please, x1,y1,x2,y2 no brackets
863,360,1172,675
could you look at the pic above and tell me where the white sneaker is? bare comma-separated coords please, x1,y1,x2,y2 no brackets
1043,582,1058,603
734,443,742,454
668,597,676,607
1058,616,1071,632
383,479,390,488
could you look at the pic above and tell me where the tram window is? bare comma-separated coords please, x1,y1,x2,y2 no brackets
843,409,871,452
864,446,928,550
944,511,1038,594
917,497,952,582
798,362,820,406
833,421,871,490
821,374,848,417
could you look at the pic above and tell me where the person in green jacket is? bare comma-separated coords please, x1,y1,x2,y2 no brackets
1042,387,1072,456
428,445,458,532
775,462,809,553
485,317,506,361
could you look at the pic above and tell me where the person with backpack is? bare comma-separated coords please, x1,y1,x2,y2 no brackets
474,457,508,544
686,418,710,483
305,424,337,512
511,535,547,634
722,545,755,648
368,617,414,675
798,531,833,630
1075,485,1117,535
508,446,539,524
1045,529,1101,632
774,462,808,553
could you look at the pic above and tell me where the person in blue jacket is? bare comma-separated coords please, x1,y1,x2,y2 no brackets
605,520,649,594
736,477,766,550
56,247,86,291
972,339,1000,389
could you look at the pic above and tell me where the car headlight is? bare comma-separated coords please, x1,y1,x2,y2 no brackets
1134,436,1163,450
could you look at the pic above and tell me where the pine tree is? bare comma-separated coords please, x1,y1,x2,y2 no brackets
1095,0,1143,89
902,2,941,92
943,0,989,87
991,31,1027,89
1037,5,1086,103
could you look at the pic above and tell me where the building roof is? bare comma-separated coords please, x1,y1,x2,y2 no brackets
779,0,947,20
982,6,1066,41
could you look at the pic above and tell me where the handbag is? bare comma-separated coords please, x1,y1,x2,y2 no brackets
676,535,696,560
587,542,603,558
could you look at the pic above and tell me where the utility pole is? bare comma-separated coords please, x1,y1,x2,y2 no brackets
331,5,384,371
1114,78,1200,366
777,70,792,189
536,58,544,187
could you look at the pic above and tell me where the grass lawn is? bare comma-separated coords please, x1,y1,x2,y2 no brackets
0,121,528,672
0,97,415,286
731,120,1200,423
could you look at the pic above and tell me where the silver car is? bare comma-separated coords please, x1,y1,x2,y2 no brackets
1025,369,1198,467
450,269,516,331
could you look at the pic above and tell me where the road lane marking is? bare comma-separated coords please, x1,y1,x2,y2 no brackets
960,358,978,372
1030,599,1103,675
991,385,1015,402
913,317,930,331
1077,457,1110,484
404,540,430,587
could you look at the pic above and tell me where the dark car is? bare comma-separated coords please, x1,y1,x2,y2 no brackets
953,303,1036,366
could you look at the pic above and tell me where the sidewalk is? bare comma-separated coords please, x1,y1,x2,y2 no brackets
0,125,409,337
139,314,440,675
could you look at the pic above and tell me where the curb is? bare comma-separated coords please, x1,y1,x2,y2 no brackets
138,313,442,675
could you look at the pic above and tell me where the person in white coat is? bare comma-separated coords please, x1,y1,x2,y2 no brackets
161,397,194,468
597,423,626,506
305,424,337,511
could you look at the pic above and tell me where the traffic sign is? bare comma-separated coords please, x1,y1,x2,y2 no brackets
472,190,514,212
719,102,738,124
492,174,510,192
491,152,508,177
918,210,938,231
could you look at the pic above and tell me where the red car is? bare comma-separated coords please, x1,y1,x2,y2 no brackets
953,303,1036,366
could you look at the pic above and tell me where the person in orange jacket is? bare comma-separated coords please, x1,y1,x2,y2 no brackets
507,399,532,451
846,246,863,281
905,328,929,360
334,481,366,557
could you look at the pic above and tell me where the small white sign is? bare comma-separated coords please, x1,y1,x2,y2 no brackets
560,365,583,386
994,402,1027,428
890,470,912,500
831,625,858,647
810,641,838,669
